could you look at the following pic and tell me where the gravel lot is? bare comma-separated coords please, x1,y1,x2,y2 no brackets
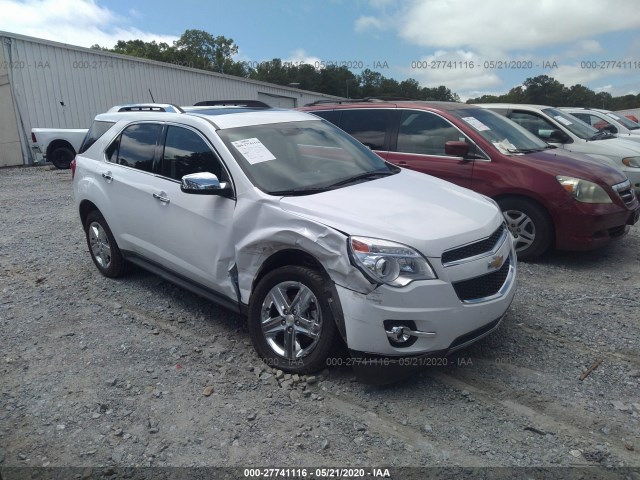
1,166,639,477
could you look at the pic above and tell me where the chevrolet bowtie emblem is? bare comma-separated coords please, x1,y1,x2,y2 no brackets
488,255,504,270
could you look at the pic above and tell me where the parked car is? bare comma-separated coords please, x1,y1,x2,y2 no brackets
300,100,640,260
560,107,640,142
73,103,517,375
476,103,640,192
31,127,88,169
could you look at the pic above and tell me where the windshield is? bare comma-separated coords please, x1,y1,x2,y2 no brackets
218,120,397,195
451,108,549,154
604,111,640,130
541,108,599,140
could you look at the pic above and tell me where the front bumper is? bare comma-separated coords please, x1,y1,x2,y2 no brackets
334,235,516,357
553,197,639,251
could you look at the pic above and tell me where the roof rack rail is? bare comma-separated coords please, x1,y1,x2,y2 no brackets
304,96,416,106
108,104,185,113
193,100,271,108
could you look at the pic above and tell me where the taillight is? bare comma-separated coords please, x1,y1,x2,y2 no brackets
31,132,37,143
71,158,76,179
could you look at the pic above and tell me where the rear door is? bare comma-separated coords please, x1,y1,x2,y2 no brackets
386,109,474,188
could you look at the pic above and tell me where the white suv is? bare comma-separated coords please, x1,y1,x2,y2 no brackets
73,104,517,375
560,107,640,142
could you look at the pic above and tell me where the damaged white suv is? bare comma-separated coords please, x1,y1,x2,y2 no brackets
73,103,517,375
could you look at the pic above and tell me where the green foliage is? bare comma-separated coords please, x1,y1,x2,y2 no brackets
468,75,640,110
93,31,639,109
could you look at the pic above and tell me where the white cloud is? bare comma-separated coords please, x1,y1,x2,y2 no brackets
285,48,322,68
403,50,503,100
0,0,178,48
354,15,385,33
355,0,640,54
395,0,640,54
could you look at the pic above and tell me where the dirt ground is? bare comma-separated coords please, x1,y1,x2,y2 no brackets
0,166,639,478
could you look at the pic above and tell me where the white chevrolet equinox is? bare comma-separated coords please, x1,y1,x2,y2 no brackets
73,103,517,375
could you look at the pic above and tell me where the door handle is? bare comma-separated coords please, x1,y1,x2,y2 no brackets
101,172,113,181
153,192,170,204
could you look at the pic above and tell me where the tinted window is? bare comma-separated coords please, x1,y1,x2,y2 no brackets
110,123,162,172
79,120,115,154
161,126,224,181
339,110,392,150
310,110,340,125
396,111,468,156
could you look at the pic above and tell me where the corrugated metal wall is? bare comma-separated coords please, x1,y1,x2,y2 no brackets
0,32,343,165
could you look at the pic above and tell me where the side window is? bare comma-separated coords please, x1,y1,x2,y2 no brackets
311,110,340,126
509,111,556,138
396,110,468,156
161,126,225,181
570,112,591,125
79,120,115,154
339,110,391,150
107,123,162,173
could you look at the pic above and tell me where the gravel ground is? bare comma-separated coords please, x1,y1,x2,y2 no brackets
0,166,639,477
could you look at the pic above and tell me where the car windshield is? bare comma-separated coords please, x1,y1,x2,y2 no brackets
218,120,398,195
605,111,640,130
451,108,549,154
541,108,599,140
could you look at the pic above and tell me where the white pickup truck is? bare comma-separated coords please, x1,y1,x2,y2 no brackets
31,128,88,169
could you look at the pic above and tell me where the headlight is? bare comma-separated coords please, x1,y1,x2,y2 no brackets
556,176,612,203
622,156,640,168
349,236,437,287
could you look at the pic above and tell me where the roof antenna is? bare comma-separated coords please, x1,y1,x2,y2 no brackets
149,89,155,102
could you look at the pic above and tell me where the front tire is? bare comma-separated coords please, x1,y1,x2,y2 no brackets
85,211,126,278
50,147,75,169
248,266,338,374
498,197,552,260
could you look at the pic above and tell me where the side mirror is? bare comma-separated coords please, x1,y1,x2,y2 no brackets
181,172,232,196
548,129,570,143
602,124,617,134
444,140,469,157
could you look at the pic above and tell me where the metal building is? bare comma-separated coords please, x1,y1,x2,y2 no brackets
0,31,343,167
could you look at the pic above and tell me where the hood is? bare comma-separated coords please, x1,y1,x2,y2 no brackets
279,169,502,258
521,149,627,186
584,136,640,156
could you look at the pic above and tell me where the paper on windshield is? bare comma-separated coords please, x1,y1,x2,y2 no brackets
554,115,573,126
492,138,518,155
605,113,621,120
462,116,490,131
231,138,276,164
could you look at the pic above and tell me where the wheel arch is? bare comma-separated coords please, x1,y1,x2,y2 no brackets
249,248,348,343
79,199,100,229
46,139,75,158
493,193,557,250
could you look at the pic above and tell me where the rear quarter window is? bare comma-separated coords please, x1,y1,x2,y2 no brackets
79,121,115,154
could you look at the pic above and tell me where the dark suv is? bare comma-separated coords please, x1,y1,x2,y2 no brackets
300,100,639,260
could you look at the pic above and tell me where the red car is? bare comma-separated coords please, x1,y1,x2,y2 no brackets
300,100,639,259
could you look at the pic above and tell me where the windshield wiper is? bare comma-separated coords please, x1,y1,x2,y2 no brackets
269,186,335,196
506,147,546,153
327,169,395,188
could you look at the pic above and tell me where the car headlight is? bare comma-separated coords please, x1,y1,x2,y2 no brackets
556,176,612,203
349,236,437,287
622,156,640,168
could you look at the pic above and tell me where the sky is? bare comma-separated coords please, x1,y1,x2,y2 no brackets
1,0,640,101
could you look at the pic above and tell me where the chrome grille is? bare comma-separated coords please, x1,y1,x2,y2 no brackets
442,224,506,265
613,179,637,207
452,256,511,302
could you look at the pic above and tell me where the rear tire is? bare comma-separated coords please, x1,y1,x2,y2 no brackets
85,211,126,278
498,197,552,260
50,147,74,169
248,266,338,374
